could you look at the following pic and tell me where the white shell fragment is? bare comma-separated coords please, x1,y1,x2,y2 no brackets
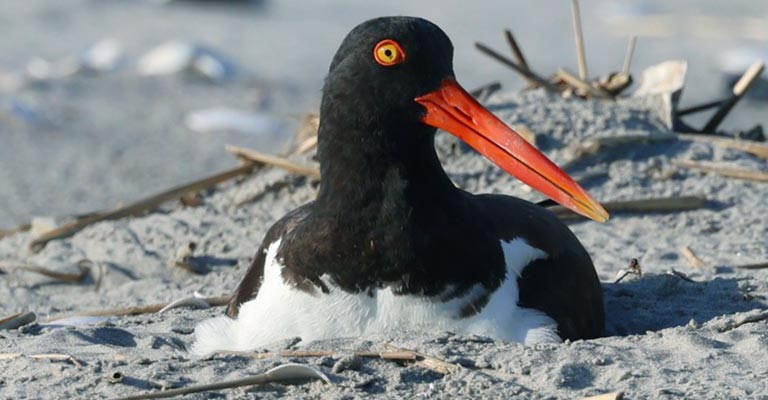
633,60,688,128
81,38,124,73
184,107,285,135
138,41,236,81
159,292,211,314
263,363,332,385
41,316,110,328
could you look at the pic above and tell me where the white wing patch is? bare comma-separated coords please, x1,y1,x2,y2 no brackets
193,238,560,355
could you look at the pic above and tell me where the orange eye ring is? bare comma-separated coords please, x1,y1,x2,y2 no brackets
373,39,406,66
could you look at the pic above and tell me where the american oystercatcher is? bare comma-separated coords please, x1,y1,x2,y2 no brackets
193,16,609,354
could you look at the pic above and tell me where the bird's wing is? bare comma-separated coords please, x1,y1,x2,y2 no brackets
225,202,315,318
474,193,605,340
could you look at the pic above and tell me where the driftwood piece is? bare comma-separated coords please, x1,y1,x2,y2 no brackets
549,196,707,222
703,61,765,132
115,364,330,400
677,133,768,159
672,160,768,182
226,146,320,180
29,163,258,252
556,69,612,99
474,42,561,93
681,246,707,268
46,295,231,322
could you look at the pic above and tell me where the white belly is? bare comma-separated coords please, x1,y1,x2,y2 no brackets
192,238,559,355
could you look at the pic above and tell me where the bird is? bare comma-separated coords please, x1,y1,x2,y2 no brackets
193,16,609,355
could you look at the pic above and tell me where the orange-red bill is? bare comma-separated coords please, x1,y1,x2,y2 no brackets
415,78,609,223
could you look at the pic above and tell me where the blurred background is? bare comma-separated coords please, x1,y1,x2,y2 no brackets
0,0,766,227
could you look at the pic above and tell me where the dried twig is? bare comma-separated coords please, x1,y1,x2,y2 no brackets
384,344,460,375
226,146,320,180
556,69,612,99
503,29,536,87
677,133,768,159
672,160,768,182
570,0,589,80
115,364,329,400
29,163,258,252
733,261,768,270
681,246,707,268
474,42,561,92
703,61,765,132
28,353,82,367
0,261,91,283
46,295,231,322
549,196,707,221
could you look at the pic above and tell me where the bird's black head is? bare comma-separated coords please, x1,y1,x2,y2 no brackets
316,16,609,223
319,17,454,155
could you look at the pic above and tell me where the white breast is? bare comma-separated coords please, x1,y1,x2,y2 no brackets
192,238,559,355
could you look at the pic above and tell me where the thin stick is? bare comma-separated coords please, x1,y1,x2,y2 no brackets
677,133,768,159
114,365,328,400
703,61,765,132
475,42,561,92
733,261,768,270
622,36,637,75
548,196,707,221
0,263,90,283
28,353,82,367
45,295,231,322
29,163,258,252
504,29,537,87
681,246,706,268
225,349,415,361
556,69,612,99
672,160,768,182
294,135,318,156
226,146,320,180
676,99,725,117
571,0,589,80
384,344,459,375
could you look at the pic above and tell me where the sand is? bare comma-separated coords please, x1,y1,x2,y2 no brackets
1,87,767,399
2,1,768,399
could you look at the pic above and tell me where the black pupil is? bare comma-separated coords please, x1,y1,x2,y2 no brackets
384,49,393,58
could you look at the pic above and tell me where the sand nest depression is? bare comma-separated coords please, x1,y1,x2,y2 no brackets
1,89,767,399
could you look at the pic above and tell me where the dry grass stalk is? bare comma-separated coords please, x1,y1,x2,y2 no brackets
226,146,320,180
0,261,91,283
582,392,624,400
622,36,637,75
550,196,707,222
45,295,232,322
474,42,561,93
556,69,612,99
677,133,768,159
29,163,258,252
294,135,318,156
681,246,707,268
503,29,537,87
570,0,589,80
672,160,768,182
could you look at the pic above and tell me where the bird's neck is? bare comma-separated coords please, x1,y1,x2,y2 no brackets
314,120,457,217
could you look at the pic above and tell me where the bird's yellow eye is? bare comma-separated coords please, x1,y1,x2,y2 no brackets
374,39,406,66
